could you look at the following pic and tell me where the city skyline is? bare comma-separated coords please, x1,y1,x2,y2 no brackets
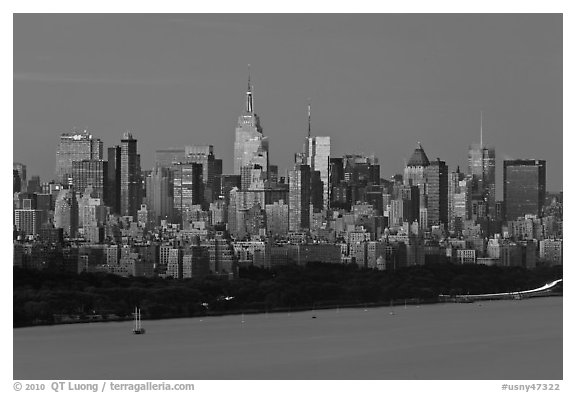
13,14,562,196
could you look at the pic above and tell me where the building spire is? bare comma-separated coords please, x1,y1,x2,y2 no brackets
248,64,251,92
246,64,253,113
307,99,311,138
480,110,483,147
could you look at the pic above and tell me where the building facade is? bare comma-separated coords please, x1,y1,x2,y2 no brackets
504,159,546,220
120,132,142,219
233,75,269,176
56,130,103,185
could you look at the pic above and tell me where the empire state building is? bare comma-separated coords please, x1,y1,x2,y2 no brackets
233,72,269,177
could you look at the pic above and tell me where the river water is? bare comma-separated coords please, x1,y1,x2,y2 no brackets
13,296,562,380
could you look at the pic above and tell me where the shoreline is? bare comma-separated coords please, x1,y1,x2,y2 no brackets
14,292,562,329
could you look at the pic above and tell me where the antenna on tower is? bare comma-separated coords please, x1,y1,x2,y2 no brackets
480,110,484,147
246,64,253,113
247,64,251,91
307,99,311,139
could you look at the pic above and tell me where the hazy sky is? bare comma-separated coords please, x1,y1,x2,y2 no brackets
13,14,563,195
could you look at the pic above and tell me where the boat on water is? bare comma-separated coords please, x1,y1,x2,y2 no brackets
132,307,146,335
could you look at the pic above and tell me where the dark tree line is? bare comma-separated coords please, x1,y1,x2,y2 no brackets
13,263,562,327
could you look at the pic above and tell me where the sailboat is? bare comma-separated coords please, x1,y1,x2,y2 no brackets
132,307,146,335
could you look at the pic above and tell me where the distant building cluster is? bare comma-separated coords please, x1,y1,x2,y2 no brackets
13,75,562,278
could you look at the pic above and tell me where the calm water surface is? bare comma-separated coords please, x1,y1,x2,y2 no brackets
13,297,562,380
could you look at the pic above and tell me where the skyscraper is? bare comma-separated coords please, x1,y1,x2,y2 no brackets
55,129,103,185
467,113,496,218
404,143,430,187
448,168,471,233
71,159,108,200
120,132,142,219
54,188,78,238
233,71,269,176
504,159,546,220
13,170,21,193
13,163,27,192
288,163,311,232
145,166,174,224
155,148,187,168
107,146,122,214
172,162,203,221
185,145,220,202
424,158,448,228
304,103,331,210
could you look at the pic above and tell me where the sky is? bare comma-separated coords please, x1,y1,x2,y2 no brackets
13,13,563,195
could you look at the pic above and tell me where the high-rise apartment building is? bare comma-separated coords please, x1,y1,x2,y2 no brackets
265,200,289,236
14,208,42,236
55,130,103,185
504,159,546,220
233,73,269,176
120,132,142,219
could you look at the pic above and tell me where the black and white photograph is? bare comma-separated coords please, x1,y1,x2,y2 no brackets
10,6,566,390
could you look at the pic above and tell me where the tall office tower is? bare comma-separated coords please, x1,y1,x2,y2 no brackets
172,162,203,221
424,158,448,228
218,174,242,200
310,170,324,211
155,148,186,168
71,159,108,200
448,168,471,232
106,146,121,214
467,114,496,217
399,185,420,224
329,157,344,207
54,189,78,238
146,167,174,224
13,170,21,193
503,159,546,220
13,163,27,192
55,129,103,185
341,154,380,205
404,143,430,187
27,176,42,194
212,159,223,194
233,71,269,176
184,145,221,202
120,132,142,219
329,158,344,186
268,165,279,183
303,103,331,210
288,163,311,232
